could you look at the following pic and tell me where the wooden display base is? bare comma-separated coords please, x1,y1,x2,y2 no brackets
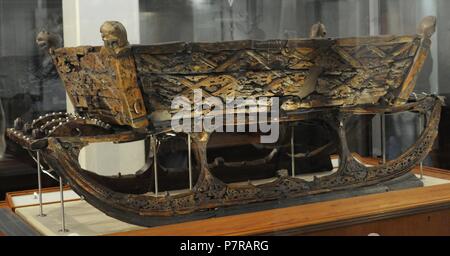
112,169,450,236
14,200,142,236
2,163,450,236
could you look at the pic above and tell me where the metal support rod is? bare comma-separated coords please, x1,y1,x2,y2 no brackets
381,113,386,164
29,151,59,182
188,134,193,190
291,127,296,177
419,114,424,180
37,151,45,217
153,136,159,196
59,176,68,233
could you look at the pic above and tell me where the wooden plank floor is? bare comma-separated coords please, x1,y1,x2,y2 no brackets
110,165,450,236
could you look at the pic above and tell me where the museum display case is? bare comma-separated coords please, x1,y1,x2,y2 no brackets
1,0,450,236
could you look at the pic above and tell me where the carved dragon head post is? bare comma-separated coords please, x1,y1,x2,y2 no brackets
417,16,437,39
310,22,327,38
36,30,62,54
100,21,130,56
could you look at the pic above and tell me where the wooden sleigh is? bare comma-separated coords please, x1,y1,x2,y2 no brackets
6,16,443,227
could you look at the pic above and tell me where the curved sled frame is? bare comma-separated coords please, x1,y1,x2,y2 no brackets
34,96,441,227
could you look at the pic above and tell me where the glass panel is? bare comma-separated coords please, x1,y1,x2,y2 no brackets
0,0,65,160
137,0,448,169
139,0,372,42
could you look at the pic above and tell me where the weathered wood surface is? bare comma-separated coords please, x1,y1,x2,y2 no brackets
52,35,425,126
51,47,148,128
134,36,421,117
5,17,440,227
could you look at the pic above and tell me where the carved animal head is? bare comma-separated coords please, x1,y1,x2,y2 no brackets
36,30,61,52
418,16,437,39
100,21,130,56
309,22,327,38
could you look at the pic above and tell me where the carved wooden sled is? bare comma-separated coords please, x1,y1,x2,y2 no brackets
6,17,443,227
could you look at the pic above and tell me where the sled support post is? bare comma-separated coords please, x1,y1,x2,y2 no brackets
152,135,159,196
188,134,193,190
381,113,386,164
36,151,46,217
291,127,296,177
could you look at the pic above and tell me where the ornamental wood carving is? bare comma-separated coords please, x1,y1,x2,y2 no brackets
6,17,442,227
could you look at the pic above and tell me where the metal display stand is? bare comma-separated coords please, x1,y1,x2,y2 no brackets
33,150,69,233
381,113,386,164
419,114,425,179
36,151,46,217
152,136,159,196
291,127,296,177
58,176,69,233
187,134,193,190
